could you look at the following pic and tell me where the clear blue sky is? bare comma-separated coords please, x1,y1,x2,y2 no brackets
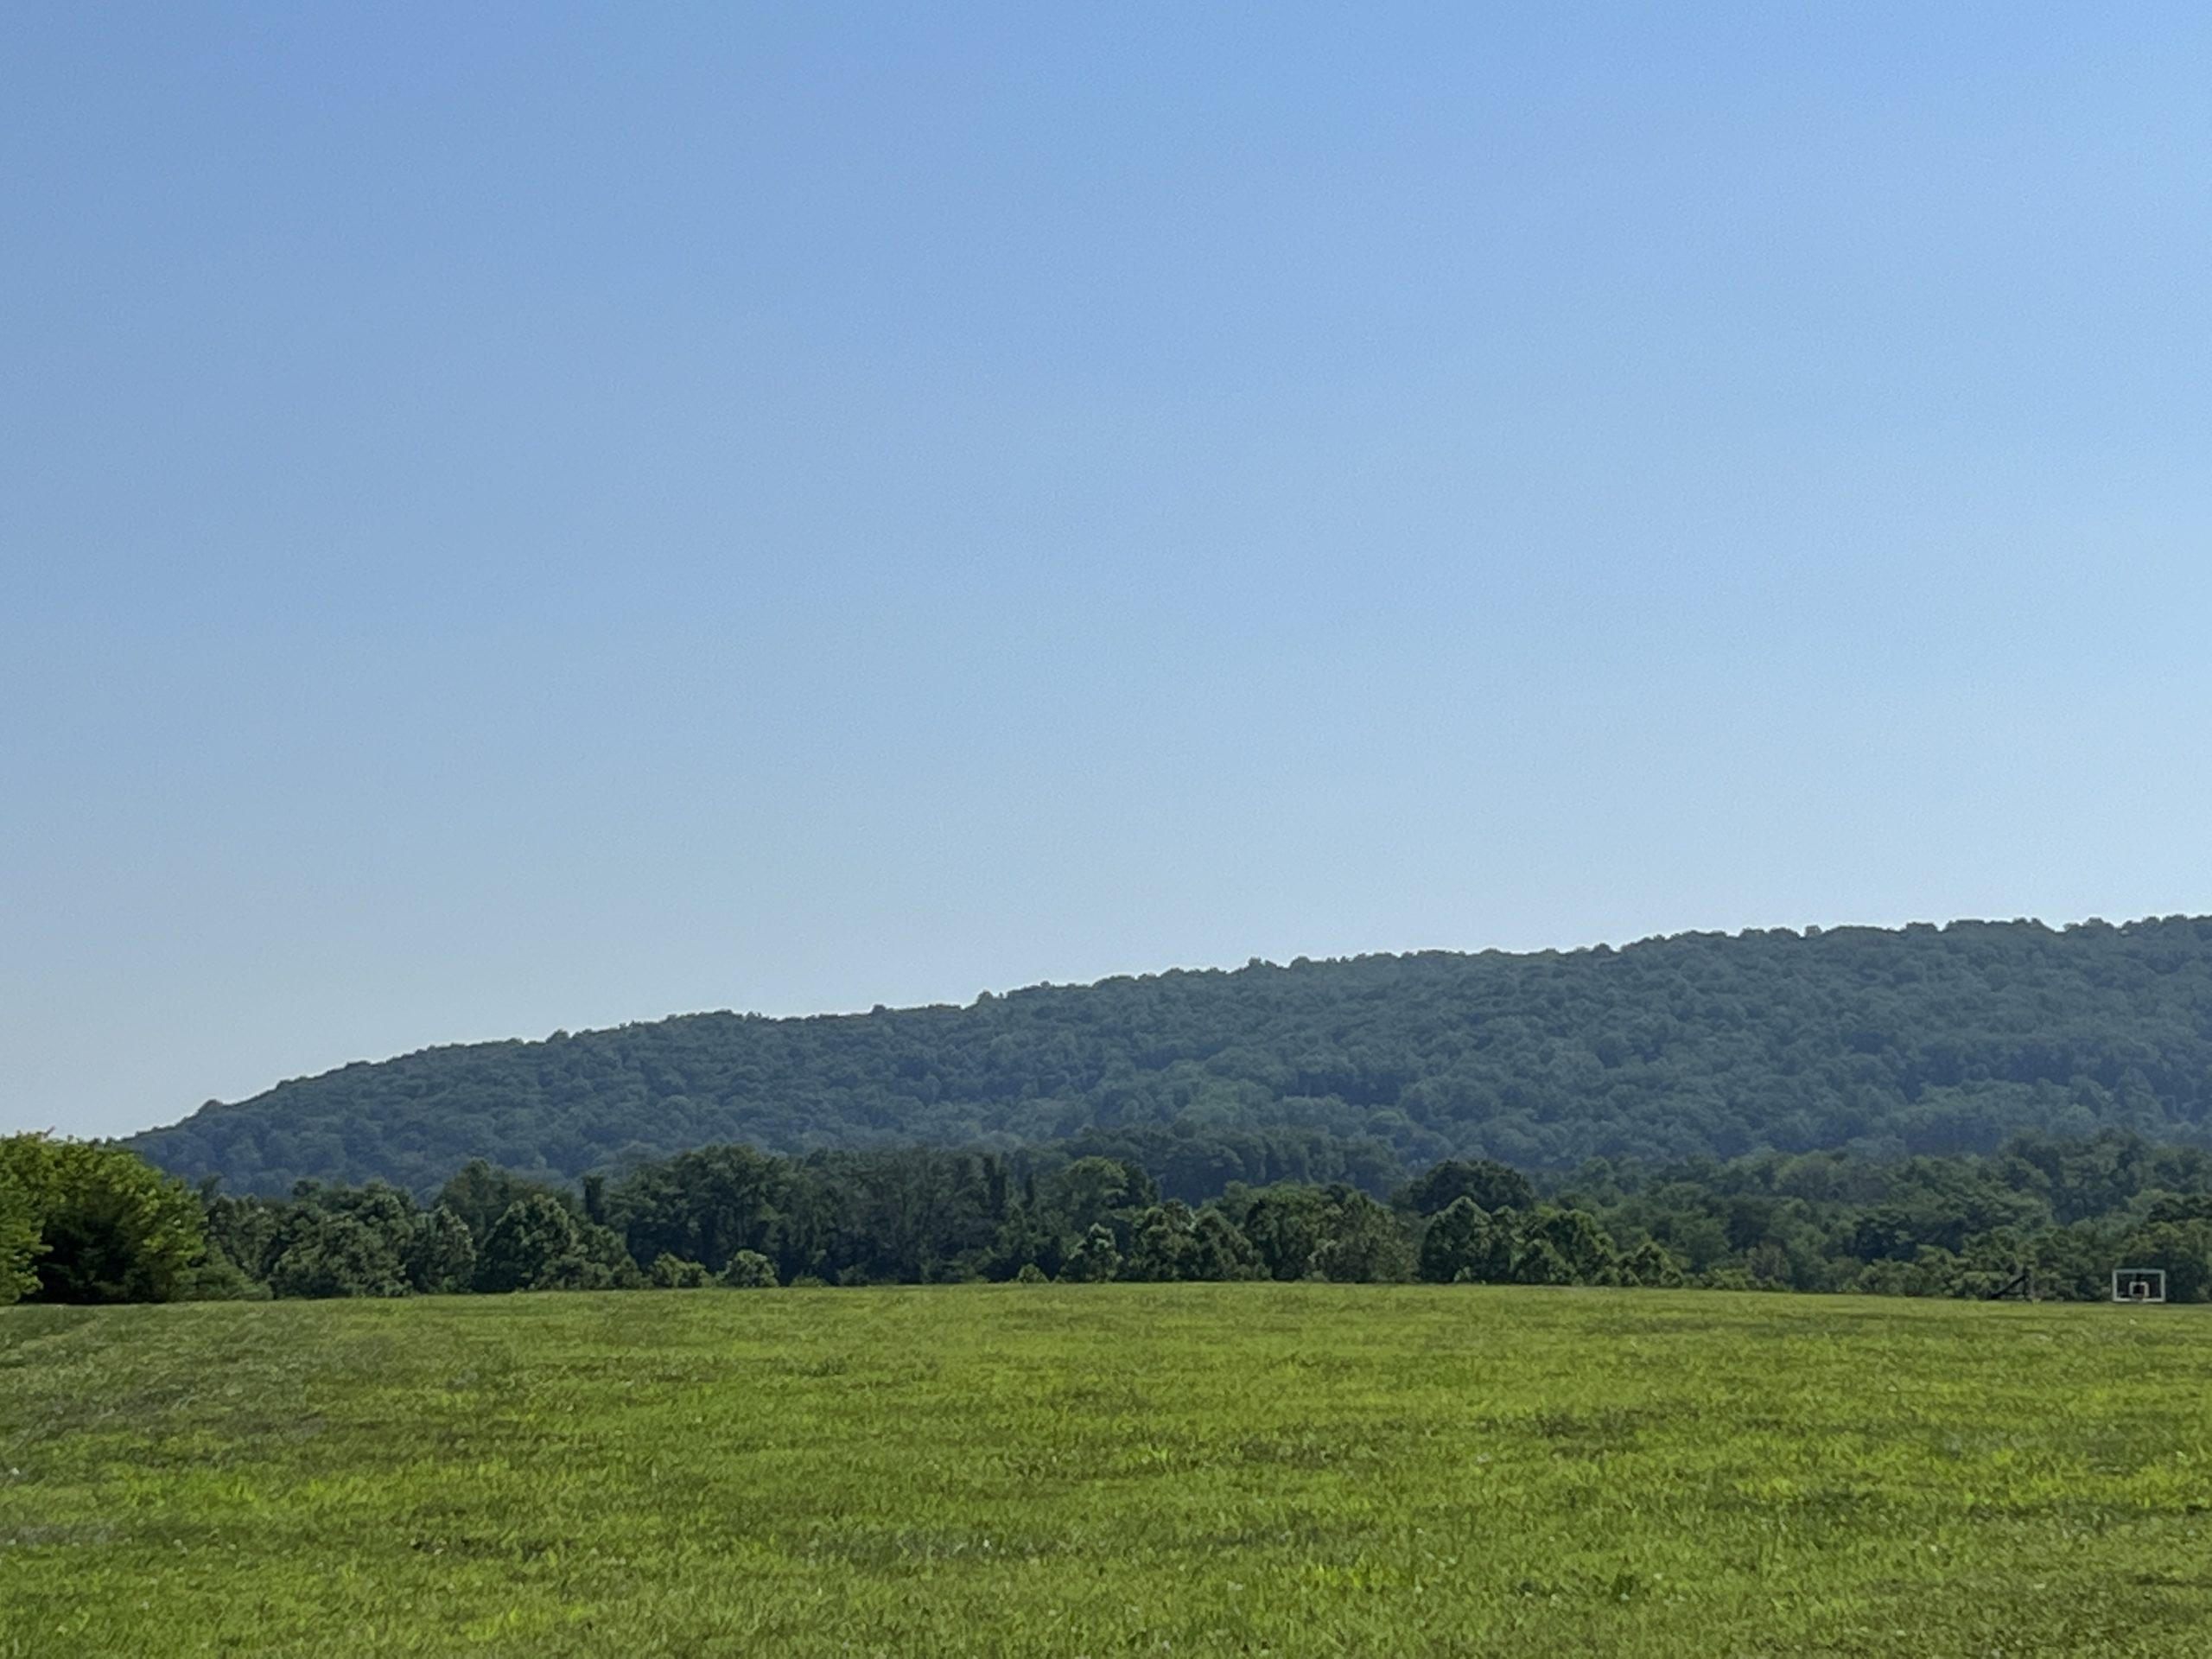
5,3,2209,1140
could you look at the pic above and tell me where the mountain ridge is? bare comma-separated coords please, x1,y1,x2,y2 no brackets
126,915,2212,1195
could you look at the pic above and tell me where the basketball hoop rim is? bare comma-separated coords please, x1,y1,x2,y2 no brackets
2112,1267,2168,1305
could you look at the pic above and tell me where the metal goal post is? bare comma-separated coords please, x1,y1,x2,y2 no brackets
2112,1268,2167,1304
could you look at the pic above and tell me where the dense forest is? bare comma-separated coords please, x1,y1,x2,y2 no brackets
126,916,2212,1198
16,1129,2212,1306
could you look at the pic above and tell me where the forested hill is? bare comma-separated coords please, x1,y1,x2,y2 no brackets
128,916,2212,1196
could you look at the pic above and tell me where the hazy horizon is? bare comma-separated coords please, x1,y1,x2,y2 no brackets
9,4,2209,1140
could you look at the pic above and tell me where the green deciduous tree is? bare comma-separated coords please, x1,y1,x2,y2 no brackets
1120,1203,1201,1281
613,1144,790,1274
1401,1160,1535,1217
1418,1197,1491,1283
1042,1157,1154,1236
475,1192,632,1292
1312,1190,1414,1283
1523,1208,1618,1285
1061,1222,1121,1282
1236,1185,1332,1281
436,1160,580,1244
1622,1239,1684,1287
0,1174,41,1306
983,1198,1063,1282
267,1211,409,1299
1188,1209,1263,1281
404,1205,479,1294
0,1134,207,1303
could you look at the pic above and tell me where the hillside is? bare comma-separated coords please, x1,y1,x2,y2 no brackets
127,916,2212,1195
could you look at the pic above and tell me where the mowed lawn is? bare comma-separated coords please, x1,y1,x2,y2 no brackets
3,1287,2208,1656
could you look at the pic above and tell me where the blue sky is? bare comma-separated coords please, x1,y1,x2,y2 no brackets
5,3,2209,1139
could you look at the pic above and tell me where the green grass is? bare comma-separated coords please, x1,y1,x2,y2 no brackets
3,1287,2209,1656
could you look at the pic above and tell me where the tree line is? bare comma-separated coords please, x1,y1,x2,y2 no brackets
128,915,2212,1195
12,1126,2212,1306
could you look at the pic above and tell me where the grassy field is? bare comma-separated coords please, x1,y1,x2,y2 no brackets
3,1287,2208,1656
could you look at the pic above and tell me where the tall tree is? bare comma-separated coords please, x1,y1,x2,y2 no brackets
475,1192,631,1292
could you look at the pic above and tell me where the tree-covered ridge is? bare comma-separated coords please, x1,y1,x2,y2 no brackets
127,915,2212,1196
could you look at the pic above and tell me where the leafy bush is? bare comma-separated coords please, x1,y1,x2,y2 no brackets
649,1253,711,1288
0,1134,207,1303
720,1249,779,1288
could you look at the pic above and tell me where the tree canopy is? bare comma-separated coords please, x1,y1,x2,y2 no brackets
164,1127,2212,1304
